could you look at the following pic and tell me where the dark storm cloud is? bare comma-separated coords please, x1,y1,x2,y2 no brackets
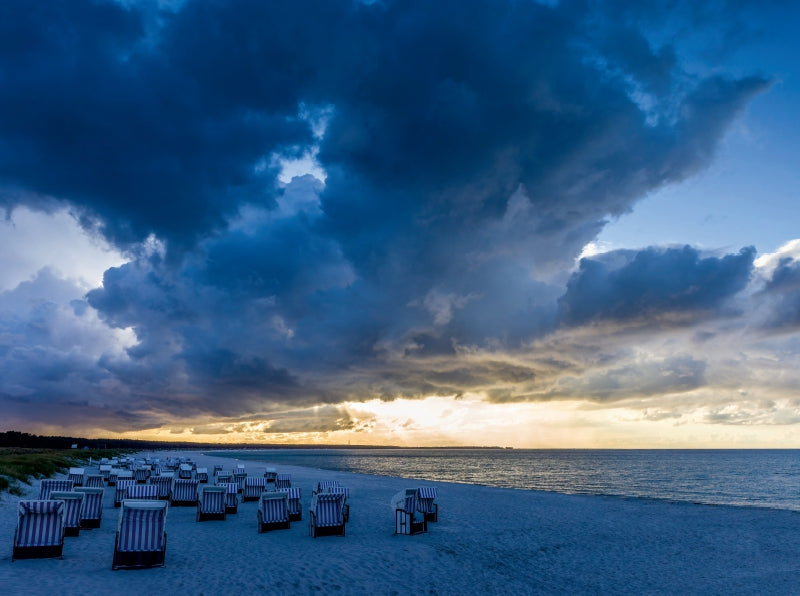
758,257,800,330
559,246,756,325
0,0,775,432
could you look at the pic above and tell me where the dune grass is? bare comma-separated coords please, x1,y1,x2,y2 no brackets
0,448,127,496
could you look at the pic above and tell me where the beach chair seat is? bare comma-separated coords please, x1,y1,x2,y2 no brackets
150,474,174,500
12,500,65,561
171,478,200,506
243,476,268,501
68,467,85,487
309,492,346,538
39,479,74,500
284,487,302,521
197,485,227,521
257,491,290,533
112,500,168,570
417,486,438,522
393,489,427,535
217,482,239,514
126,484,160,501
115,479,137,507
85,474,105,488
50,491,85,537
275,473,291,490
75,487,104,529
195,467,209,483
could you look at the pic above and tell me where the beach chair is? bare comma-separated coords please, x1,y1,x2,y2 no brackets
313,480,339,496
111,500,168,570
393,489,427,535
213,464,224,477
264,467,278,483
275,473,291,490
233,470,247,493
150,474,174,500
115,479,137,507
171,478,200,506
195,467,209,483
257,491,290,532
178,463,193,479
99,464,112,483
308,492,346,538
417,486,438,522
126,484,160,501
39,479,74,500
284,487,303,521
243,476,268,502
133,466,151,484
68,467,85,487
218,482,239,514
328,486,351,522
50,491,85,537
215,471,233,485
85,474,105,488
197,485,227,521
75,487,104,529
12,500,65,561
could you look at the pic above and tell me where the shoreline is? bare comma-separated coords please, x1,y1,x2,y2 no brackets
3,450,800,594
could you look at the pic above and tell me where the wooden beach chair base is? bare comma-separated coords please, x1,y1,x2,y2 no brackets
112,533,167,570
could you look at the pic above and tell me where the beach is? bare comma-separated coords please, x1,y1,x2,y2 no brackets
2,450,799,595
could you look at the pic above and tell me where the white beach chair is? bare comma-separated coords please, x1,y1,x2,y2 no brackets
12,500,65,561
308,492,346,538
257,491,290,533
75,486,104,529
197,485,227,521
50,491,85,537
39,479,74,500
393,489,427,535
243,476,268,502
112,500,168,570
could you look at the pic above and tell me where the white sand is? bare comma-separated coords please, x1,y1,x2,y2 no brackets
2,450,799,595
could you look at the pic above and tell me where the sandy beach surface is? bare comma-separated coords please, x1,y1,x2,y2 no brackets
2,450,799,595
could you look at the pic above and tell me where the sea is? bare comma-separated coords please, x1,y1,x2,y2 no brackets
206,448,800,512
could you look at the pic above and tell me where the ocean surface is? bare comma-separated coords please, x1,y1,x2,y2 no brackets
206,448,800,512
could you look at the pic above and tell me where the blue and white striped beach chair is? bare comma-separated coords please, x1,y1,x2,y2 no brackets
393,489,427,535
12,500,65,560
39,479,74,500
171,478,200,506
50,491,85,537
257,491,290,532
150,474,174,500
284,487,302,521
416,486,438,522
75,486,104,529
243,476,268,502
218,482,239,514
275,473,291,490
195,467,209,483
85,474,105,488
309,492,346,538
115,479,137,507
112,500,168,570
197,485,227,521
126,484,160,501
68,468,85,487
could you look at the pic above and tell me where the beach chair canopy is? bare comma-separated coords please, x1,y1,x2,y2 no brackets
417,486,439,522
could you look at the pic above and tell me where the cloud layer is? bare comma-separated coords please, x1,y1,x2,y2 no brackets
1,0,798,441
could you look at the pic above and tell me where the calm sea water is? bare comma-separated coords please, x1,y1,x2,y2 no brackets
206,448,800,511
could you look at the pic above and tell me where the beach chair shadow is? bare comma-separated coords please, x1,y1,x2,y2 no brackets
112,500,168,570
12,500,65,561
257,491,291,532
393,489,427,535
197,485,227,521
309,492,346,538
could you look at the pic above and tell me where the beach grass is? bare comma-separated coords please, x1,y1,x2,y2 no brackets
0,448,127,495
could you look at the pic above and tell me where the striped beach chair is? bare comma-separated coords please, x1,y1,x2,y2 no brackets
50,491,85,537
111,500,168,570
284,487,302,521
313,480,339,496
215,471,233,485
308,492,346,538
115,479,137,507
133,466,151,484
275,473,291,490
328,486,351,522
195,467,209,483
417,486,438,522
257,491,290,533
68,467,85,487
150,474,174,500
126,484,159,501
393,489,427,535
171,478,200,506
243,476,268,502
233,470,247,493
264,467,278,483
75,487,104,529
39,479,74,500
218,482,239,514
178,464,193,479
85,474,105,488
99,464,112,483
213,464,224,477
12,500,65,560
197,485,227,521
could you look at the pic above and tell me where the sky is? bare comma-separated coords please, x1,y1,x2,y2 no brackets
1,0,800,448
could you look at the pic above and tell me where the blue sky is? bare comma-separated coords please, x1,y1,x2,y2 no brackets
1,0,800,447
